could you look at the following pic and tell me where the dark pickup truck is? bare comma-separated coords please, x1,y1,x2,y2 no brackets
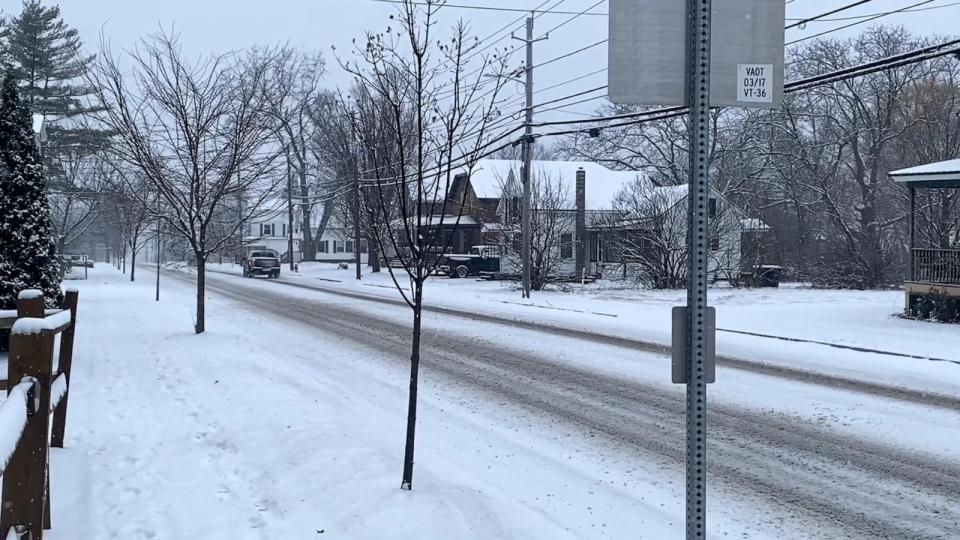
243,250,281,278
439,245,501,278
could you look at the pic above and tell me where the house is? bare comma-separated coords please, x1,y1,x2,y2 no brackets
447,159,771,282
890,159,960,320
243,203,369,264
32,114,47,150
311,213,369,264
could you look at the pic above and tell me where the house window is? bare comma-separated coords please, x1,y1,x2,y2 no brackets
709,198,717,219
360,239,369,253
319,240,329,253
710,235,721,252
262,224,274,237
512,233,522,251
345,240,354,253
560,233,573,260
282,224,287,237
334,240,344,253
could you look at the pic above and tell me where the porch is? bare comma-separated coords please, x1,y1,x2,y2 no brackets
890,158,960,320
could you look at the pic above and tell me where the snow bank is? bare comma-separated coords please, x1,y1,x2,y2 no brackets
11,310,72,336
50,373,68,413
17,289,43,300
0,380,33,473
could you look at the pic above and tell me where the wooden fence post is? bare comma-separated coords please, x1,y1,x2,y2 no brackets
0,292,53,540
50,289,78,449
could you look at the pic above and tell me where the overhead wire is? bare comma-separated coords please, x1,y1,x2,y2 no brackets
336,0,960,192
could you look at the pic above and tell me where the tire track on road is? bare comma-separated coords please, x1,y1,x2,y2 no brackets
204,267,960,412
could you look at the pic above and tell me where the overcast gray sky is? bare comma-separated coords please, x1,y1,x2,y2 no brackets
2,0,958,122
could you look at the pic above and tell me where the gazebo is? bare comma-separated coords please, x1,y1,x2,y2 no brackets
890,158,960,319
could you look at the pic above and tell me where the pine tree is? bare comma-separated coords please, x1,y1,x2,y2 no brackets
3,1,103,150
0,70,63,311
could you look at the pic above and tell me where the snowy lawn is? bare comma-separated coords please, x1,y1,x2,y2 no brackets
208,261,960,396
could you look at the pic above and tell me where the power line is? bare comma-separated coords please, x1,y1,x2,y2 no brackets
786,0,874,30
536,37,960,140
533,38,607,69
511,0,954,125
364,0,606,16
540,0,606,35
344,1,960,191
787,0,938,45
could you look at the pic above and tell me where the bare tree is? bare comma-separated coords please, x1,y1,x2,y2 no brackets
497,168,572,289
341,0,511,490
261,46,327,261
47,146,106,252
594,179,689,288
90,32,283,333
107,171,153,282
561,26,960,289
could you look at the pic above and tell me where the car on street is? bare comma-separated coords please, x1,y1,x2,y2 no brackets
243,250,281,278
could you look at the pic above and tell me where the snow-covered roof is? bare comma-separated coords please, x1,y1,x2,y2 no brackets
741,218,770,231
463,159,649,211
889,159,960,188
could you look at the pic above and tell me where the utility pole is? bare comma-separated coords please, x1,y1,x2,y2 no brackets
351,114,362,281
155,193,161,302
514,16,546,298
684,0,713,537
286,150,296,272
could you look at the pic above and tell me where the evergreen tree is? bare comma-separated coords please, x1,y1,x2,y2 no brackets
3,1,103,150
0,71,63,312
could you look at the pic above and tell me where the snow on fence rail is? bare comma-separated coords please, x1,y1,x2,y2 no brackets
0,289,79,540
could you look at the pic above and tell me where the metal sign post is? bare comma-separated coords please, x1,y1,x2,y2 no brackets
608,1,783,537
683,2,713,536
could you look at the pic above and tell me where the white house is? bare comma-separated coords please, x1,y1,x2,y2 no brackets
241,196,302,262
244,202,369,264
311,213,369,264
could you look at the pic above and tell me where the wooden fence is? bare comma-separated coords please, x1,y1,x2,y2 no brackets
0,289,79,540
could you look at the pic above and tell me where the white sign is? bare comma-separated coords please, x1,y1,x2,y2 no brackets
737,64,774,103
608,0,784,108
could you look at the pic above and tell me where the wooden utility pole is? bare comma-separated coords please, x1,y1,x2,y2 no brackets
351,116,362,281
155,193,161,302
286,150,296,272
513,16,546,298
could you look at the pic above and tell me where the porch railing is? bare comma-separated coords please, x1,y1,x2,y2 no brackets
912,248,960,284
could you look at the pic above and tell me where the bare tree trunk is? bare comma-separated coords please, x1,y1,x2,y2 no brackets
401,280,423,490
195,254,206,334
368,234,381,272
314,199,334,243
300,168,317,261
130,247,136,281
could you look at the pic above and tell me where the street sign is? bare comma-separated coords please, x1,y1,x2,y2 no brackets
608,0,785,108
672,306,716,384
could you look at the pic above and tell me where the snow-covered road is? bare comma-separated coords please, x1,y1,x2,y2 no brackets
50,266,960,539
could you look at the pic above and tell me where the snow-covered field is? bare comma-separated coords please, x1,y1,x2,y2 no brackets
39,264,960,539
